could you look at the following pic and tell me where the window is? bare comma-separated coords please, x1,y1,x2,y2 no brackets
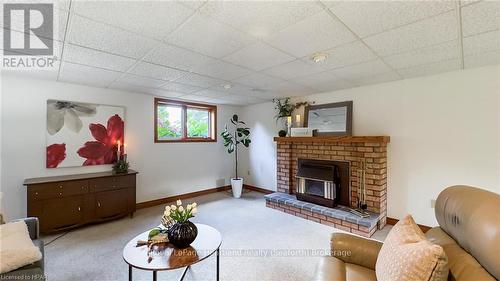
155,98,217,142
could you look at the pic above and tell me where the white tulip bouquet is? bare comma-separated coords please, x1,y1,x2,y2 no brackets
162,199,198,228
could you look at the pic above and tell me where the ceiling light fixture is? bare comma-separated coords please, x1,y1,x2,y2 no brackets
311,53,328,63
222,84,232,90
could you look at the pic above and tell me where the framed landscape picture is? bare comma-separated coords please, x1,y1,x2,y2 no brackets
46,100,125,168
304,101,353,136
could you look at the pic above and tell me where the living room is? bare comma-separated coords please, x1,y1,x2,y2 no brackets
1,1,499,281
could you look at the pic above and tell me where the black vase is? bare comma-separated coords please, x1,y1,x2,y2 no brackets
168,221,198,248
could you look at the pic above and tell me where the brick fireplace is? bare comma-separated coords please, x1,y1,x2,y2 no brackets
266,136,390,237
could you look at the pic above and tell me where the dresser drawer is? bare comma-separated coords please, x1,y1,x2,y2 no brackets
90,175,135,192
28,183,60,201
28,180,89,201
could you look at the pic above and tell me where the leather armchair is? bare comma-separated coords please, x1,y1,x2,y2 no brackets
314,186,500,281
0,217,45,280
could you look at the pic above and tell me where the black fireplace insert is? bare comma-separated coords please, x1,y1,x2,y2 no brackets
296,159,350,208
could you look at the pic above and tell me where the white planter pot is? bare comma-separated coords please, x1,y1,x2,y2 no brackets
230,178,243,198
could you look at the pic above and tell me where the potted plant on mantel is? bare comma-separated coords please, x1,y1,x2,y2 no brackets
273,98,309,136
221,114,251,198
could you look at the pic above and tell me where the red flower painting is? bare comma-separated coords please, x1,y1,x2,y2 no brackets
77,114,124,166
46,143,67,168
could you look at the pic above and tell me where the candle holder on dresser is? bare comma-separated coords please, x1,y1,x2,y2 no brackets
113,142,129,174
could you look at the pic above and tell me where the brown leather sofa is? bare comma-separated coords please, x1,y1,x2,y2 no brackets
314,185,500,281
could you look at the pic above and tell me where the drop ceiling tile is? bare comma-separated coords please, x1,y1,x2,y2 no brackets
461,1,500,36
264,81,316,97
59,62,121,88
72,1,193,40
179,94,212,102
464,49,500,68
232,72,285,88
179,1,206,10
295,71,354,92
193,59,252,80
264,11,357,58
319,41,377,70
199,1,322,39
329,59,395,83
152,89,186,99
116,73,166,88
129,61,187,82
67,15,158,59
209,83,258,97
193,89,230,98
1,68,59,81
383,40,459,69
263,59,327,80
398,59,461,79
172,73,227,88
364,11,458,57
161,82,204,94
143,43,213,72
167,13,256,58
463,29,500,56
222,42,295,71
328,1,454,37
62,43,136,72
350,71,400,86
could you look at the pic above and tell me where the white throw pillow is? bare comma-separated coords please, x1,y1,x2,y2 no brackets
0,221,42,274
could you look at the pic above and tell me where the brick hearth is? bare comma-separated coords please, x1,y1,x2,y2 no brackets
272,136,390,235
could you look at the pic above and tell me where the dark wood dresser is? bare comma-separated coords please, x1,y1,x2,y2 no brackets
24,170,137,233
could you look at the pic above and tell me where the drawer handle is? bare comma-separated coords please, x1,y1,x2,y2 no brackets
35,192,38,195
112,185,116,188
78,206,81,211
59,192,62,196
98,202,101,207
59,185,63,189
81,186,85,189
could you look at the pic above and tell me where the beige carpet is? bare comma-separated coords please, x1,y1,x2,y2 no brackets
42,191,391,281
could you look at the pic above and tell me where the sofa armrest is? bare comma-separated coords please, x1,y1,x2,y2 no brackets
330,233,382,270
13,217,39,240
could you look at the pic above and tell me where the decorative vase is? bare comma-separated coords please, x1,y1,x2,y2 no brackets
231,178,243,198
278,130,287,137
167,221,198,248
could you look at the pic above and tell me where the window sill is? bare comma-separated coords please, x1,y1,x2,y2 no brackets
155,138,217,143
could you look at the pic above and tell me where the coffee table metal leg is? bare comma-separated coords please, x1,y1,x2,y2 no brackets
153,271,157,281
178,266,190,281
216,248,220,281
129,265,132,281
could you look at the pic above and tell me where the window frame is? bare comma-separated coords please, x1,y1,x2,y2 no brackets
154,98,217,143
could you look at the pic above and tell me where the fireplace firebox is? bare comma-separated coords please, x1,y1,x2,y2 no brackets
296,159,350,208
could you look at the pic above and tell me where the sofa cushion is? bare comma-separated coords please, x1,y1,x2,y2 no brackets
0,221,42,274
426,227,496,281
375,215,448,281
434,185,500,279
314,256,376,281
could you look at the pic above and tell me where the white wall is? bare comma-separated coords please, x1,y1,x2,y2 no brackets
0,75,239,220
240,65,500,226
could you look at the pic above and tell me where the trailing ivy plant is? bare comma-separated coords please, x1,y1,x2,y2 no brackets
221,115,251,180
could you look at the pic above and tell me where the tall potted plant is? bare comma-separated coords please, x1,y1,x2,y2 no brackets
221,114,251,198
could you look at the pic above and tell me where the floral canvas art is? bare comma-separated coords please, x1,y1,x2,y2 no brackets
46,100,125,168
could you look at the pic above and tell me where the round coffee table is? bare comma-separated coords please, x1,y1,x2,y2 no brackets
123,223,222,281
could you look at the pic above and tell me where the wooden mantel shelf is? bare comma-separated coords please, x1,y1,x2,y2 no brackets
273,136,390,143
